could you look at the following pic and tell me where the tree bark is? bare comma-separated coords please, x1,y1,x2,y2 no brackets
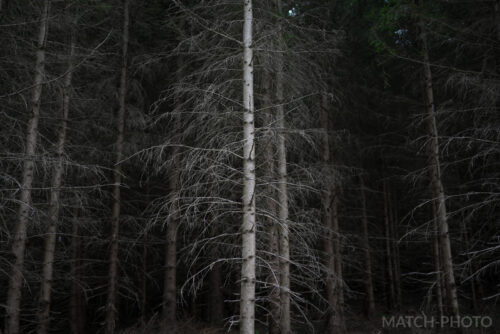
420,20,460,319
161,56,183,334
390,194,402,310
5,1,51,333
359,175,375,319
36,32,75,334
140,242,147,324
331,183,345,332
431,202,444,318
262,74,280,334
240,0,257,333
162,138,179,334
383,181,396,311
274,0,290,331
105,0,129,332
321,95,336,334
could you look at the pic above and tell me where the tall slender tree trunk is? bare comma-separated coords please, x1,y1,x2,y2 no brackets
383,181,396,310
321,95,337,334
431,201,444,318
105,1,129,332
359,175,375,319
162,160,179,333
240,0,256,333
262,74,280,334
70,208,85,334
420,20,460,319
140,242,147,324
4,1,51,333
390,194,402,310
274,1,290,331
331,184,345,332
162,57,183,334
459,216,478,313
36,33,75,334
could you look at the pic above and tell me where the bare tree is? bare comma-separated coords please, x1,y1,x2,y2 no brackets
106,0,130,332
240,0,257,333
359,175,375,319
4,1,51,333
419,13,460,318
274,1,290,333
321,94,338,334
161,58,183,334
36,29,75,334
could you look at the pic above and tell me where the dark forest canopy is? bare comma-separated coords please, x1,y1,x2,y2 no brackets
0,0,499,333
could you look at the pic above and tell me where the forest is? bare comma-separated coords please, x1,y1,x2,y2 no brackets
0,0,499,333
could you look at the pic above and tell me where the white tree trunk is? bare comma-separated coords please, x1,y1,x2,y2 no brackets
106,1,129,332
5,1,51,333
36,34,75,334
240,0,256,333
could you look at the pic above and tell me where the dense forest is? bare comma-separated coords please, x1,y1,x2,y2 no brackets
0,0,499,333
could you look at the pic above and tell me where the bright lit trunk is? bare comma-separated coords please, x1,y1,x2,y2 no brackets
240,0,257,332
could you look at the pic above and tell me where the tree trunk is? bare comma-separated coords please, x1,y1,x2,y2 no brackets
420,21,460,319
161,57,183,334
105,0,129,332
240,0,257,332
274,0,290,331
5,1,51,333
390,194,402,310
331,184,345,332
383,181,396,311
36,32,75,334
262,74,280,334
162,167,179,334
70,208,85,334
321,95,336,334
432,202,444,318
140,242,147,324
459,215,478,313
359,175,375,319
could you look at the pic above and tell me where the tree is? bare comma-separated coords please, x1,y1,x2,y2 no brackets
418,7,460,317
106,0,130,332
4,1,51,333
36,21,75,334
359,175,375,319
239,0,257,333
